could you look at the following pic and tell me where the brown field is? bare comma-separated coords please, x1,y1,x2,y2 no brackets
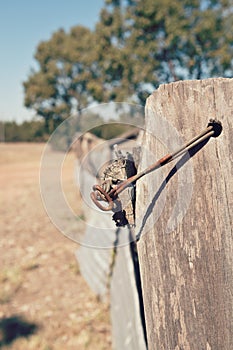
0,143,111,350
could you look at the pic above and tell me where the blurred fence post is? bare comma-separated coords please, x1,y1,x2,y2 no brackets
136,78,233,349
75,133,147,350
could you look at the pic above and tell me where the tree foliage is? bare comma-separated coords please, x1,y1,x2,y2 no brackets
1,120,49,142
126,0,233,82
24,26,100,132
24,0,233,127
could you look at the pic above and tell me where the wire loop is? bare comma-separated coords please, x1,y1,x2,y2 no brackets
90,185,114,211
90,119,222,212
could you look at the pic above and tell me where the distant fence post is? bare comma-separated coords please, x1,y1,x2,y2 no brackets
136,78,233,349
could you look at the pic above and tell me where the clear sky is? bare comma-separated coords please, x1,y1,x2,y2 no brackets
0,0,104,123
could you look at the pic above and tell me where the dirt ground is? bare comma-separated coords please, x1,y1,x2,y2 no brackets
0,143,111,350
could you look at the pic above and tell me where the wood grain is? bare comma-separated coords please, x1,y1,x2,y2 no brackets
136,78,233,350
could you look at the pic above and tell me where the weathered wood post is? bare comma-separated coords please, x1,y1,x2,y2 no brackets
136,78,233,349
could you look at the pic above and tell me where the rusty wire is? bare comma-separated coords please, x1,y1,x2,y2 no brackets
90,119,222,212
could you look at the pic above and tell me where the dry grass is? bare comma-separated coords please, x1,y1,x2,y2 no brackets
0,143,111,350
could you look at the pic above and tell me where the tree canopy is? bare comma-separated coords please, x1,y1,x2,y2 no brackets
24,0,233,128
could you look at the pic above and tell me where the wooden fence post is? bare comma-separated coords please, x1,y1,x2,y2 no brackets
136,78,233,349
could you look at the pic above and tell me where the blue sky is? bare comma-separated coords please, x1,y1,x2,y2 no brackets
0,0,104,123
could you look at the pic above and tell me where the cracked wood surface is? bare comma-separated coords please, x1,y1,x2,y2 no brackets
136,78,233,350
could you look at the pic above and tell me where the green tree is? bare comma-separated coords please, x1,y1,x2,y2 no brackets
125,0,233,82
24,26,100,132
94,0,134,101
24,0,233,125
3,120,48,142
93,0,232,103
